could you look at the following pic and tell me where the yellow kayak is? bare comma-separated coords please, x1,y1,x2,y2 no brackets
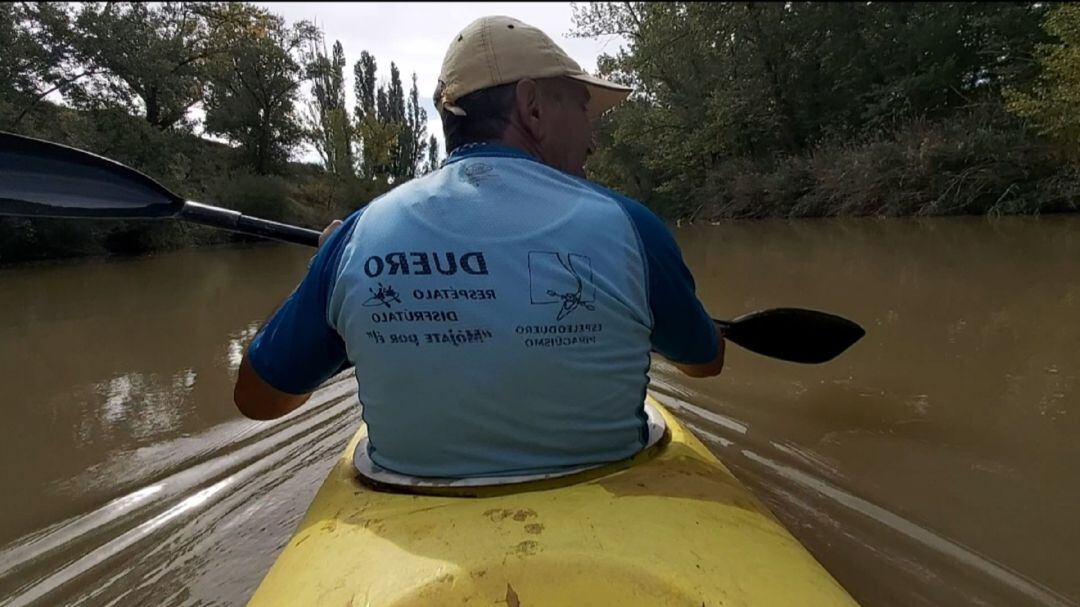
247,397,858,606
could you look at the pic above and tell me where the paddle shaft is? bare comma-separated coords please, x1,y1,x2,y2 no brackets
180,201,321,247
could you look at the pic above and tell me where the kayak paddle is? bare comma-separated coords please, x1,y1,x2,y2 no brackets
0,131,321,246
713,308,864,364
0,131,864,364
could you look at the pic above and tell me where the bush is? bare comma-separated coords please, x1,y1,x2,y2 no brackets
691,110,1080,221
0,216,108,264
289,173,391,224
207,171,293,222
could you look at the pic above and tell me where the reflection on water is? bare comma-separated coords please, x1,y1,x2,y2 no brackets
666,215,1080,606
93,369,197,440
226,324,260,371
0,244,312,547
0,217,1078,606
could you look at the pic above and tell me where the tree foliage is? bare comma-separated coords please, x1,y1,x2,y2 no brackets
304,39,353,175
350,55,432,182
65,2,231,130
0,2,82,127
425,134,441,174
396,72,429,180
353,50,377,121
572,1,1067,218
203,5,318,174
2,2,449,264
3,1,1073,264
1005,4,1080,158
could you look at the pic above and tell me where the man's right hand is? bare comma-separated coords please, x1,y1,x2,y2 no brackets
319,219,344,247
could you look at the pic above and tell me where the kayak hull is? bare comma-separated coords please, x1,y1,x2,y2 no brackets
247,397,858,606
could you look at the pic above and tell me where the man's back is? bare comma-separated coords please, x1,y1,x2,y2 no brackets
330,145,654,477
235,15,722,476
243,143,719,478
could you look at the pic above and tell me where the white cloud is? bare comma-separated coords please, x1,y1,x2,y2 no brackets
254,2,627,162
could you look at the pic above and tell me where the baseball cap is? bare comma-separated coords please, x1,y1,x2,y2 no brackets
437,15,632,119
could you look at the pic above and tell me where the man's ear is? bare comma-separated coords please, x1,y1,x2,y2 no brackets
513,79,544,142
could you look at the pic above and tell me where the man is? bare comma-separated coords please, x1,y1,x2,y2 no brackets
233,15,724,478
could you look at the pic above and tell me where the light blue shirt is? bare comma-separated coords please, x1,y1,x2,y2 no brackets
248,144,718,477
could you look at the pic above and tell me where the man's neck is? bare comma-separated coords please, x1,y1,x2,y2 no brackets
491,125,544,162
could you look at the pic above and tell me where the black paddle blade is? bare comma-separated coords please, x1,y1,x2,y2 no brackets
0,131,183,219
719,308,865,364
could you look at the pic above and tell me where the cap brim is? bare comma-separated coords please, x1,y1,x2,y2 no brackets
568,73,632,118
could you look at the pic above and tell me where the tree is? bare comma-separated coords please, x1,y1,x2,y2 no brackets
333,49,431,182
394,72,429,179
304,39,352,175
351,50,396,181
1,2,85,128
376,85,389,123
387,62,405,123
1006,4,1080,158
204,7,318,174
425,134,440,174
353,51,376,121
66,2,229,130
571,2,1052,215
356,111,396,181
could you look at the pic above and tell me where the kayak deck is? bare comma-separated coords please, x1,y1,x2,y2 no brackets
247,398,858,606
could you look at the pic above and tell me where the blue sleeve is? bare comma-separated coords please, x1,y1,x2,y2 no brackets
247,212,361,394
614,195,719,364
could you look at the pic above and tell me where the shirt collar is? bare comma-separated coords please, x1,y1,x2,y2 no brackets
443,142,538,165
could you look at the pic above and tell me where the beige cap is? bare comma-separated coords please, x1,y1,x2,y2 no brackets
437,15,632,119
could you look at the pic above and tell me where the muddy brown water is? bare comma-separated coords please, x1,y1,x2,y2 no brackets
0,216,1077,606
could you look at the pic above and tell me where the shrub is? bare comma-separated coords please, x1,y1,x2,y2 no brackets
692,110,1080,221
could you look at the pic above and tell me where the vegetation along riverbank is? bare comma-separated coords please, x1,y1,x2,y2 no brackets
2,2,1078,264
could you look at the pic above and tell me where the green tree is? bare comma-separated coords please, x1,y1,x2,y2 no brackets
387,62,405,123
394,72,429,179
356,110,397,181
353,50,377,121
1006,4,1080,157
376,84,389,124
64,2,231,130
425,134,440,174
204,7,318,174
304,39,353,175
1,2,84,129
351,50,400,181
572,1,1051,216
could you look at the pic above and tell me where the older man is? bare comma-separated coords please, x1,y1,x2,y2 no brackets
233,15,724,478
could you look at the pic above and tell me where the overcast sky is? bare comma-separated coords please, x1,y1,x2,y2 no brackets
254,2,627,163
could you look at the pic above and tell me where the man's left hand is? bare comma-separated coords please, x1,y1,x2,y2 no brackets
319,219,344,247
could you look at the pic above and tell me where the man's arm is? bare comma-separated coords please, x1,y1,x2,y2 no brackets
232,216,355,419
609,192,725,378
672,324,725,378
234,356,312,420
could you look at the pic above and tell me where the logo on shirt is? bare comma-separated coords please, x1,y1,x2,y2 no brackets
363,252,488,277
528,252,596,321
460,162,495,186
363,282,402,308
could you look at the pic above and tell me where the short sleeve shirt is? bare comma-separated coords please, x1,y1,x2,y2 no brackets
248,144,717,477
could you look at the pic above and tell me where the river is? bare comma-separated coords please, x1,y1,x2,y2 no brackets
0,216,1077,606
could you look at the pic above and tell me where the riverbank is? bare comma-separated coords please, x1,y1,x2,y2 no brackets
4,108,1078,267
685,111,1080,222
